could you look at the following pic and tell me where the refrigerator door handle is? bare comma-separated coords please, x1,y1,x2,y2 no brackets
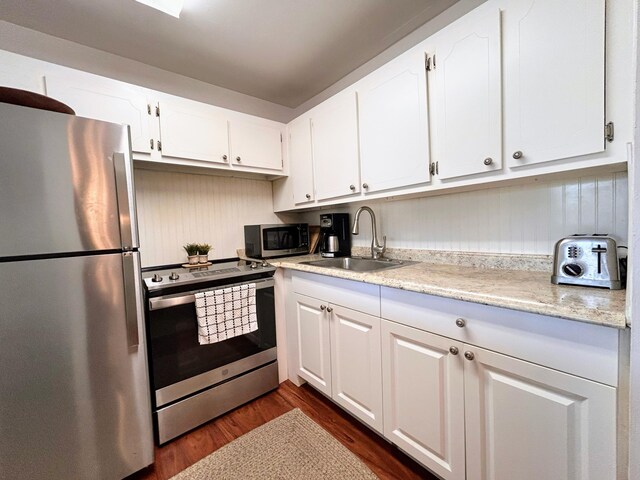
113,151,134,249
122,251,140,348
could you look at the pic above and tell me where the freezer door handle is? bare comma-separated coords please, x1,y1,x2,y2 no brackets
122,251,140,348
113,151,134,249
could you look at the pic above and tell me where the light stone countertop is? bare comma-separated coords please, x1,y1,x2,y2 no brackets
265,253,627,329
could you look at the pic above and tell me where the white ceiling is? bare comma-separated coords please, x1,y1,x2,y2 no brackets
0,0,458,108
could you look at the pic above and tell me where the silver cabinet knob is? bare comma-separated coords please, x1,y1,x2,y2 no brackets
326,306,333,313
305,193,311,199
513,151,523,160
455,318,466,328
222,154,228,161
362,183,369,189
320,305,326,311
236,156,242,163
464,351,475,361
483,157,493,166
449,346,459,355
349,185,356,191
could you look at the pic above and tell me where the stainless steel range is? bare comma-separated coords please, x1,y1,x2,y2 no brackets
143,260,278,444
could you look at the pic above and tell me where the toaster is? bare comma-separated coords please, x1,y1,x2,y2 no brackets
551,235,623,289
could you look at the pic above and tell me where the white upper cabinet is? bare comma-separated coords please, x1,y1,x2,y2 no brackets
431,7,502,180
503,0,606,167
157,97,229,164
311,91,361,201
45,74,153,154
0,69,43,94
288,116,315,204
229,116,283,170
358,51,431,193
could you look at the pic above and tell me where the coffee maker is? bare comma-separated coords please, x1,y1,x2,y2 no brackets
319,213,351,258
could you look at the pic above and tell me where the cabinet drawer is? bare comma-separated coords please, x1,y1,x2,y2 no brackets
292,271,380,316
380,286,619,386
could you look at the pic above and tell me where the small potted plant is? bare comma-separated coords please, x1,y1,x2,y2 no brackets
197,243,212,264
183,243,200,265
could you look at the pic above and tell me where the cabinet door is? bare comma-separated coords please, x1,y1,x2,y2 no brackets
288,116,315,204
464,345,616,480
293,294,331,395
229,117,283,171
503,0,605,167
311,92,360,201
432,8,502,180
381,320,466,480
358,51,430,193
158,98,229,164
45,75,152,154
330,305,383,433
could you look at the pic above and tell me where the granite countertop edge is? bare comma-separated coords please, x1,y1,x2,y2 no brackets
268,255,627,330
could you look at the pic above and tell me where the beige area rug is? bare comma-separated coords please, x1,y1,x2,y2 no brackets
170,408,378,479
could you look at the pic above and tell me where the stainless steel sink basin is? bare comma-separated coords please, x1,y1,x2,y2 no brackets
300,257,411,272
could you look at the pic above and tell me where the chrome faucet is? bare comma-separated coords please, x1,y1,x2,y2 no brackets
351,206,386,259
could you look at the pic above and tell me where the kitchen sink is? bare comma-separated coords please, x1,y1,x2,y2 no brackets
300,257,412,272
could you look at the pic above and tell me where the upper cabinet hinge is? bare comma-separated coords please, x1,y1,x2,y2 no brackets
157,140,162,151
155,105,160,117
426,54,436,71
280,133,283,142
429,161,439,176
147,104,151,115
605,122,614,143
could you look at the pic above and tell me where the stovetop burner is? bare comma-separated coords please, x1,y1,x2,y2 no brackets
142,259,275,292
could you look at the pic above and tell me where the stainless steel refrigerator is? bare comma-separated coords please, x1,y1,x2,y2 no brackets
0,102,154,479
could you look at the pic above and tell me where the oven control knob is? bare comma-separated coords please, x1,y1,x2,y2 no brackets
169,272,180,281
151,274,163,283
562,263,584,277
250,262,258,269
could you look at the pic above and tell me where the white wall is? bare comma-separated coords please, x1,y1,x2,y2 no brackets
134,169,286,267
0,21,292,122
298,172,629,256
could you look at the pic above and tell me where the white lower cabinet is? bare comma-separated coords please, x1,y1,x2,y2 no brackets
464,345,616,480
293,292,383,433
288,272,621,480
381,320,466,480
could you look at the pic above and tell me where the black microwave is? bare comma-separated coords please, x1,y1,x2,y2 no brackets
244,224,310,258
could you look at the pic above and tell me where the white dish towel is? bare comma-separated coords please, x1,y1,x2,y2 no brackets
194,283,258,345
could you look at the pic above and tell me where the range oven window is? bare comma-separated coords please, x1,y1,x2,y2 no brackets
262,226,301,250
147,282,276,391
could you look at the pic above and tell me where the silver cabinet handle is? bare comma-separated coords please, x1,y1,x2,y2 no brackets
326,306,333,313
464,351,475,361
349,185,356,191
483,157,493,166
236,156,242,163
222,154,228,161
449,346,459,355
362,183,369,189
306,193,311,199
122,252,139,348
513,151,523,159
455,318,466,328
320,304,326,311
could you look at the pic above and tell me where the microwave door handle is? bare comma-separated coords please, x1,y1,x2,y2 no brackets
149,279,275,311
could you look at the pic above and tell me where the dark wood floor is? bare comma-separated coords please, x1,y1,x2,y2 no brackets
127,380,437,480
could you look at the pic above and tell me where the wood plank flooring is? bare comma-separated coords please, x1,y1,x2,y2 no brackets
127,380,437,480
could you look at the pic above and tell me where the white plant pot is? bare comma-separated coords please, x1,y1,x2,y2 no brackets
187,255,199,265
198,254,209,264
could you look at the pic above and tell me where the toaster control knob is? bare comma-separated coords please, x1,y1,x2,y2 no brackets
562,263,584,277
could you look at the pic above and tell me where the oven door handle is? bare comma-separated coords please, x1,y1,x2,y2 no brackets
148,278,275,311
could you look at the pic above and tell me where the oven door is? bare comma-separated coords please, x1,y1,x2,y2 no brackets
147,278,276,407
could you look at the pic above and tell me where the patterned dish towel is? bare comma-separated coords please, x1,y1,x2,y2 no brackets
194,283,258,345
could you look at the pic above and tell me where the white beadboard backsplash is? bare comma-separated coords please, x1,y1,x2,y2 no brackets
298,173,629,255
134,169,287,267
